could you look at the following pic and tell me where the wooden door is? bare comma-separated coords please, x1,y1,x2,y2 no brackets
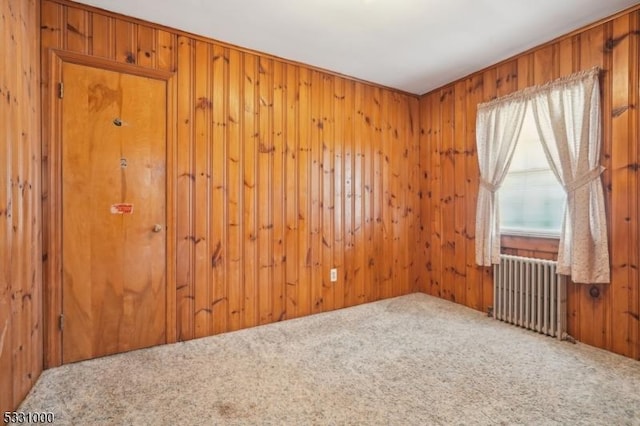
61,62,167,363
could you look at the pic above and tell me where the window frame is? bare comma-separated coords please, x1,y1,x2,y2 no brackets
498,109,565,239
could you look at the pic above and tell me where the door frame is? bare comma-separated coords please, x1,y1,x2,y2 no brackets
43,50,177,367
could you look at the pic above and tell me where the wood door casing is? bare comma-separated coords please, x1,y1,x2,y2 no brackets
61,62,167,363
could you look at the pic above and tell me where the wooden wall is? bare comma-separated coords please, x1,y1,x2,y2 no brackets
0,0,43,413
41,0,420,366
416,7,640,359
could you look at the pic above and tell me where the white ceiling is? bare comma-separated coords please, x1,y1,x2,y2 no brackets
74,0,639,95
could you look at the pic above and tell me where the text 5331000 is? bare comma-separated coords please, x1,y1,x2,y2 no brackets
3,412,55,424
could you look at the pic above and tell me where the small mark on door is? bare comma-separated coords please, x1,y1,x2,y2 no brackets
120,158,128,169
88,83,122,112
110,203,134,214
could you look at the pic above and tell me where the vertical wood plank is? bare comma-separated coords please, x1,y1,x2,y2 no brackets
496,60,518,97
388,90,399,298
440,87,456,301
9,0,24,403
516,54,533,90
309,71,323,313
343,80,356,307
90,13,113,59
321,75,335,311
408,96,422,293
64,6,90,54
333,78,346,310
533,44,556,85
389,92,403,298
400,94,412,296
464,74,484,311
114,19,137,65
373,87,383,301
271,60,286,322
453,81,467,305
429,93,442,298
558,39,575,77
193,40,211,338
257,56,273,325
599,24,614,353
609,14,632,356
211,45,228,334
403,96,417,296
629,11,640,360
156,30,176,72
226,48,243,331
417,97,430,294
352,82,365,305
396,95,407,297
297,67,312,317
136,25,156,69
175,36,195,341
363,85,374,301
3,0,16,409
1,0,12,406
284,64,299,319
242,53,258,328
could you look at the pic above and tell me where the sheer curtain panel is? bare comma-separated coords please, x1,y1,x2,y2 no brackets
474,98,527,266
530,67,609,283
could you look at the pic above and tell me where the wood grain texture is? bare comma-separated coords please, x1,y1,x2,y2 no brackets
41,0,419,365
0,0,42,413
417,8,640,360
60,63,167,363
4,0,638,413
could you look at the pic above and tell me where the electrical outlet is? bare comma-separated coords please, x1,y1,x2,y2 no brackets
330,268,338,282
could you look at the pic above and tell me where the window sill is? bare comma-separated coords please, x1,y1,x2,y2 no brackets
500,228,561,239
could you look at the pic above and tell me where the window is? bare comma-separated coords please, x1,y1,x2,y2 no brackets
499,108,565,237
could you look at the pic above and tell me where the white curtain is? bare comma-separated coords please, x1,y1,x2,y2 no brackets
530,67,609,283
475,98,527,266
474,66,609,283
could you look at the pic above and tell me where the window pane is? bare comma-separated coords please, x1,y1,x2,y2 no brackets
500,169,565,232
499,109,565,235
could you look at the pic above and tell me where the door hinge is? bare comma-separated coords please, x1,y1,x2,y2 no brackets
58,82,64,99
59,314,64,331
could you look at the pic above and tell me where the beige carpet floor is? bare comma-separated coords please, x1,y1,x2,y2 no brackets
19,293,640,425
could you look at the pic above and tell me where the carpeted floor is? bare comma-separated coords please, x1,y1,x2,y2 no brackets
19,293,640,425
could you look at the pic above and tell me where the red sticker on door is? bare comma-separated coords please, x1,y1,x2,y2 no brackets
110,203,134,214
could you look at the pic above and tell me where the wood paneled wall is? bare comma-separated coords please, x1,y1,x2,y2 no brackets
0,0,43,413
41,0,419,365
416,7,640,359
